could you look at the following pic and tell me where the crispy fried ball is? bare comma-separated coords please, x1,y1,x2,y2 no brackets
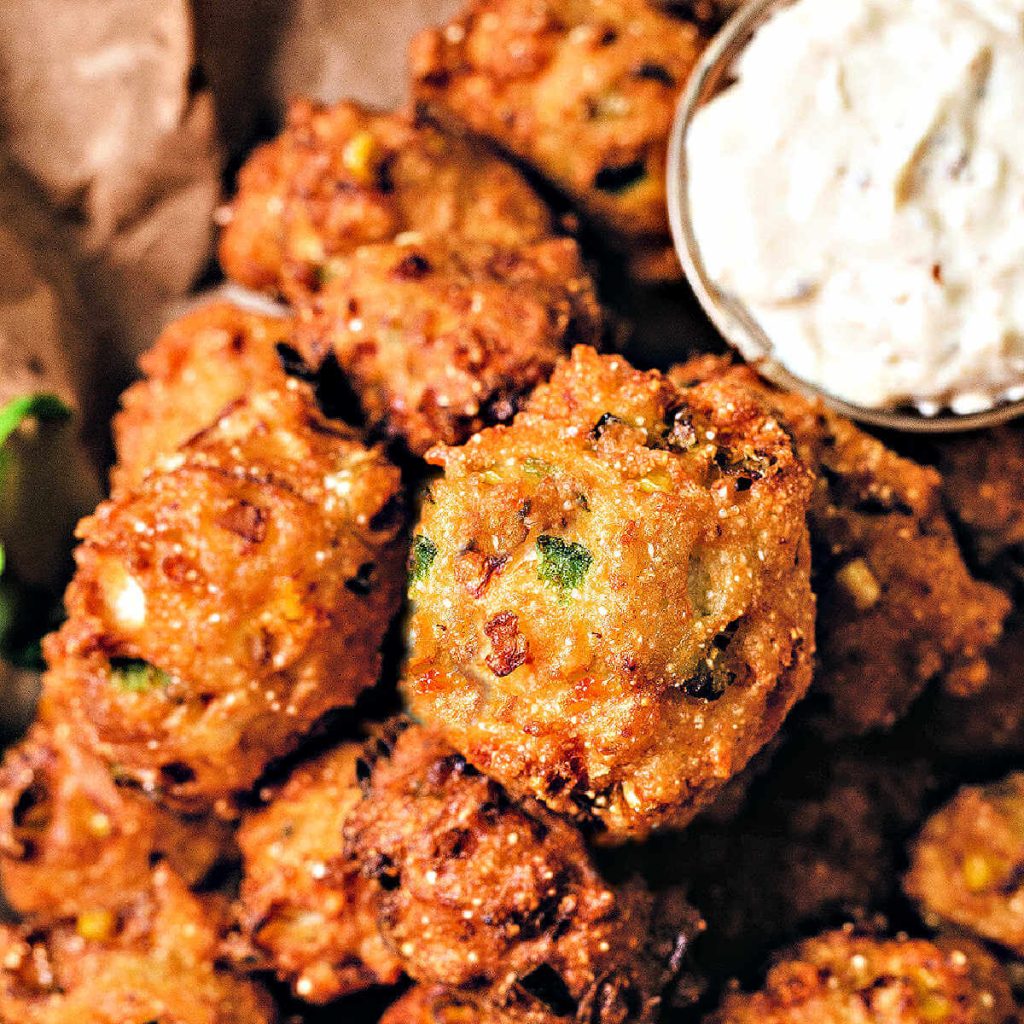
234,743,401,1004
0,722,232,924
293,236,603,455
905,773,1024,956
344,722,703,1024
670,357,1009,734
708,928,1017,1024
219,99,555,298
0,864,276,1024
113,303,292,492
672,739,937,976
934,425,1024,597
403,346,815,839
41,384,406,807
410,0,708,280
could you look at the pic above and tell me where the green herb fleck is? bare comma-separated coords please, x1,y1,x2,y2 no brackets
537,535,592,593
0,393,71,448
682,657,734,701
523,457,556,479
409,535,438,583
110,658,171,694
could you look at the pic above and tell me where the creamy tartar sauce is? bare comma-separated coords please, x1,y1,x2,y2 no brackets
688,0,1024,413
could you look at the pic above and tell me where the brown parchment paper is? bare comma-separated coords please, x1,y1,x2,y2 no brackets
0,0,221,376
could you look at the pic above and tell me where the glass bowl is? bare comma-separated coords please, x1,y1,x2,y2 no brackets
665,0,1024,434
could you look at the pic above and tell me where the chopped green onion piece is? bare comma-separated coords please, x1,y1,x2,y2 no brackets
537,535,592,593
0,393,71,448
110,658,171,694
409,535,438,583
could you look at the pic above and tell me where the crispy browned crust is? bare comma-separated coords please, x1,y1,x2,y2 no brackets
905,773,1024,956
917,616,1024,759
709,928,1017,1024
402,346,815,839
219,99,555,299
293,236,603,455
935,425,1024,595
344,722,702,1023
670,356,1010,735
410,0,707,281
0,864,277,1024
0,723,232,924
41,384,406,808
233,743,402,1004
382,986,551,1024
673,740,937,973
112,303,292,493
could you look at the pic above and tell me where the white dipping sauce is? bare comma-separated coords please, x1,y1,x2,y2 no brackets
688,0,1024,413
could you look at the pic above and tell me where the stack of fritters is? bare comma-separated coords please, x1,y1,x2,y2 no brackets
0,2,1021,1023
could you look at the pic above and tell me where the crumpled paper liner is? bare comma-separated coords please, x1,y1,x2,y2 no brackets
0,0,220,372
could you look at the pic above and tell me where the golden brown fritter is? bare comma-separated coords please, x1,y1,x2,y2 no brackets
0,864,276,1024
41,384,406,808
113,303,292,492
934,425,1024,597
0,722,232,924
905,774,1024,956
708,928,1017,1024
403,346,815,839
293,236,603,455
219,99,555,299
233,743,401,1004
670,739,938,975
344,722,703,1023
670,356,1009,735
410,0,708,281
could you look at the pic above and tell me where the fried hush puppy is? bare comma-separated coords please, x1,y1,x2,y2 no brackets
234,743,401,1004
707,928,1017,1024
0,864,276,1024
113,303,292,492
219,99,555,299
905,773,1024,957
41,383,406,807
0,722,231,925
344,722,703,1023
294,236,603,455
410,0,708,280
403,346,815,839
679,741,937,974
670,356,1009,734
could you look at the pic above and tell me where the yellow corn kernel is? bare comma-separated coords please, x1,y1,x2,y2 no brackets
638,468,671,493
76,909,116,942
291,227,326,264
275,579,305,623
836,557,881,611
962,852,998,892
87,811,113,839
919,993,951,1022
342,131,379,185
